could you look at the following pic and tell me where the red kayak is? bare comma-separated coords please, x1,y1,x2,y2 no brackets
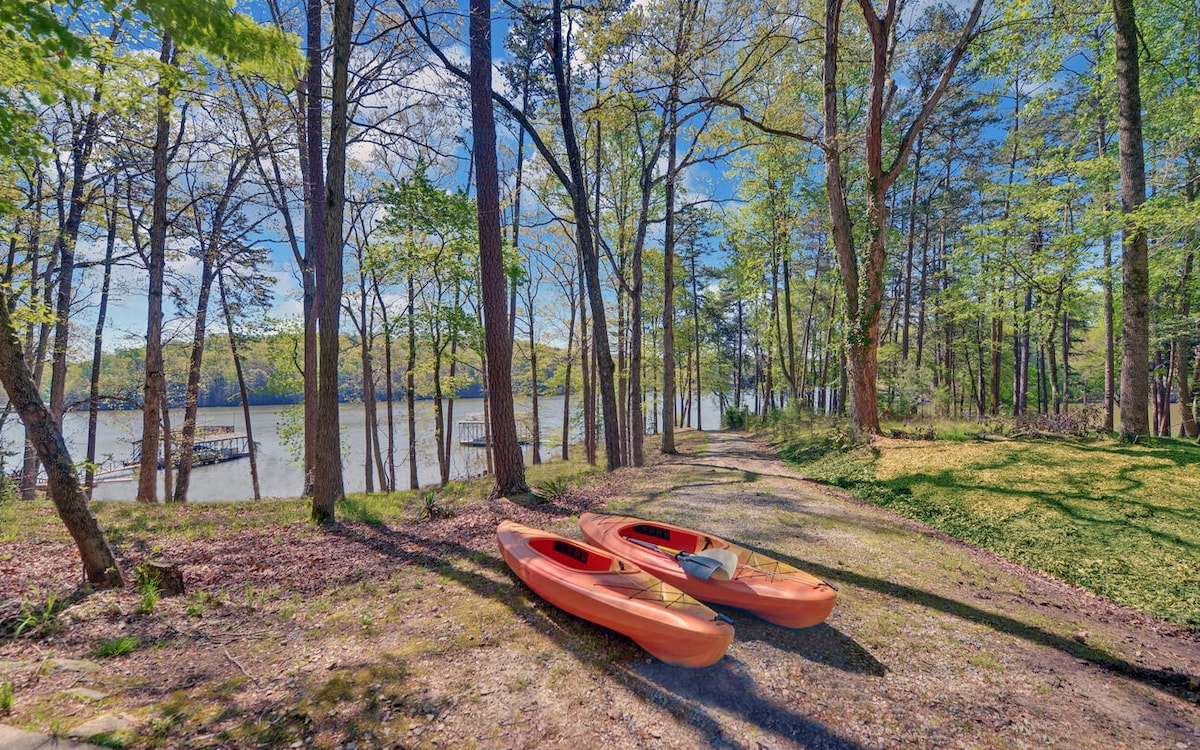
496,520,734,667
579,512,837,629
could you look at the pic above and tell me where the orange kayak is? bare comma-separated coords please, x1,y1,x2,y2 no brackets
496,520,733,667
579,512,837,629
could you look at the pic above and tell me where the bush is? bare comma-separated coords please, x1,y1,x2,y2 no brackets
722,407,747,430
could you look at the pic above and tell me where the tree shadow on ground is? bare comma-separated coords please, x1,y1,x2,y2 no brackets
329,519,869,749
746,544,1198,702
616,655,870,749
726,616,887,676
877,463,1200,553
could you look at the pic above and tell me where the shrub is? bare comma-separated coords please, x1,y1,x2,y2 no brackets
722,407,747,430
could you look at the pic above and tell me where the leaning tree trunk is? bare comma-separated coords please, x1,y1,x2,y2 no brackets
548,0,620,470
218,274,261,500
173,259,216,503
0,295,122,587
471,0,526,495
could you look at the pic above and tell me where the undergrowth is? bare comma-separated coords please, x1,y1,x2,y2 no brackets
778,431,1200,630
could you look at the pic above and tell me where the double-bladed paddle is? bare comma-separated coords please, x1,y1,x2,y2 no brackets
626,538,731,581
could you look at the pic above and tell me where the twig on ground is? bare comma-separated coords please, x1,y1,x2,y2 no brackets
224,647,258,684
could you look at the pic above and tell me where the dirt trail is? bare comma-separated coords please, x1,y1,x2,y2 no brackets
568,430,1200,749
1,429,1197,749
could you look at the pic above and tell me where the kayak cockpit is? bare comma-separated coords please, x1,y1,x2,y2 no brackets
530,537,619,572
624,523,722,556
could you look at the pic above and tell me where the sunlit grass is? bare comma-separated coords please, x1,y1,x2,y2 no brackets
0,450,600,544
778,430,1200,629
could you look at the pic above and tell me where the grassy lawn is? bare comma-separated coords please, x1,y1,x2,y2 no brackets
777,432,1200,630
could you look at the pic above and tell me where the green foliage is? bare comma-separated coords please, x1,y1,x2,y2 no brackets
133,563,162,615
531,477,568,501
418,493,454,521
9,589,65,639
337,496,384,524
95,635,140,658
0,679,13,714
721,407,747,430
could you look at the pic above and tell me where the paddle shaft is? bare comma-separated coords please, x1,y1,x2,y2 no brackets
625,537,724,580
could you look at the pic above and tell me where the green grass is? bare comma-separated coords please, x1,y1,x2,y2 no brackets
0,680,13,714
778,432,1200,630
95,636,140,658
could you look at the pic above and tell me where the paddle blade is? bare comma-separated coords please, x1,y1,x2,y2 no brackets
676,551,723,580
695,549,738,581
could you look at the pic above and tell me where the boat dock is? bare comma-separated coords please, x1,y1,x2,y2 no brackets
128,425,251,469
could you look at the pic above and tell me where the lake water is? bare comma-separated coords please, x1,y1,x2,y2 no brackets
1,395,724,501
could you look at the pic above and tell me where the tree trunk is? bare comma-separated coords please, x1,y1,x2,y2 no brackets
161,395,174,501
432,338,448,486
1114,0,1150,438
1175,251,1197,437
302,0,325,497
579,237,594,465
735,298,744,409
172,259,216,503
693,245,704,429
900,133,923,363
528,277,542,465
85,201,117,498
48,54,107,427
822,0,981,434
661,97,680,453
218,274,260,501
361,290,377,494
406,274,419,490
561,284,576,461
138,34,174,505
312,0,354,523
471,0,526,494
550,0,620,470
20,168,49,501
0,295,123,587
374,285,396,491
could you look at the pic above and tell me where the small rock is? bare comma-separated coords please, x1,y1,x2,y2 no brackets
47,658,102,673
67,713,136,739
0,660,27,672
68,688,108,701
1072,630,1089,643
